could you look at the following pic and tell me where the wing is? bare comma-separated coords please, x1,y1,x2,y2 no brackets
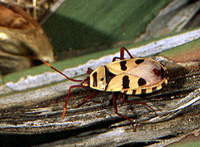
106,74,142,92
106,74,166,95
106,58,143,74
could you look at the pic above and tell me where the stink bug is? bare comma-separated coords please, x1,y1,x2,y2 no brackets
41,47,168,131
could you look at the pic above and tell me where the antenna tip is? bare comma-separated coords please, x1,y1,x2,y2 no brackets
62,107,66,120
41,59,51,67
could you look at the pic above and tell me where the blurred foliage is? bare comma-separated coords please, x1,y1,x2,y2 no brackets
43,0,172,60
0,4,54,75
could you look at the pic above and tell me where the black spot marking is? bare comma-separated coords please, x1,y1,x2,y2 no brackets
100,77,104,81
123,75,130,89
138,78,146,86
135,59,144,64
105,66,116,89
141,89,146,94
93,72,97,87
152,86,157,92
132,90,136,95
120,60,127,71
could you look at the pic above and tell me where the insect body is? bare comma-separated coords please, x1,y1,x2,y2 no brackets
89,57,167,94
41,47,168,131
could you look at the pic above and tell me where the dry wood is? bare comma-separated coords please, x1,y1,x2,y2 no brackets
0,58,200,146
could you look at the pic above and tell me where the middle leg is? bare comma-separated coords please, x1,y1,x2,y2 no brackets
75,91,100,108
112,93,135,131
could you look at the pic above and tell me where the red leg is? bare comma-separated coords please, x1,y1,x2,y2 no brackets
87,68,93,75
75,91,100,108
112,57,121,62
120,95,158,116
112,93,135,132
112,47,133,61
62,85,85,120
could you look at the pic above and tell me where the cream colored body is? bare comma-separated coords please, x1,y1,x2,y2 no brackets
90,58,167,95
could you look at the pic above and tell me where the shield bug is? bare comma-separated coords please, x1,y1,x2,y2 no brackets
41,47,168,131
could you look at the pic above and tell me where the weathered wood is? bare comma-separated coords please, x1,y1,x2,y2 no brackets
0,59,200,146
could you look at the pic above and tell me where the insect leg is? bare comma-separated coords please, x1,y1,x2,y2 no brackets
112,93,135,131
112,47,133,62
87,68,93,75
75,91,100,108
120,95,158,116
62,85,85,120
120,47,134,59
112,57,121,62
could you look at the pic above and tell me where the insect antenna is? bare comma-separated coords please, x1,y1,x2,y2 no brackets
41,59,82,82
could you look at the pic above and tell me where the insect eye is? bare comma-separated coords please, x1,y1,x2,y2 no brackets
100,77,104,81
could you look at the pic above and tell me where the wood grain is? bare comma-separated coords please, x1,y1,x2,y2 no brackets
0,60,200,146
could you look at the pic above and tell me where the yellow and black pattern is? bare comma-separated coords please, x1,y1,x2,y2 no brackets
90,58,167,95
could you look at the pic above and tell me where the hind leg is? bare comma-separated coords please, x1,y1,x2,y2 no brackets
120,94,158,116
112,47,133,61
